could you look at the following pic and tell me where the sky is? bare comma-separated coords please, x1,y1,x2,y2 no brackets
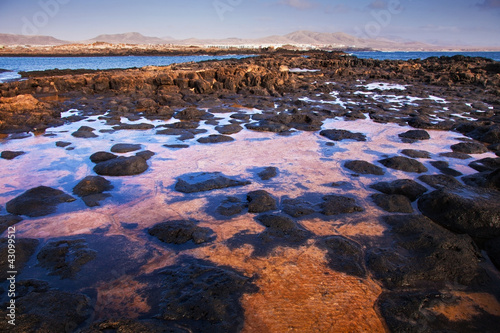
0,0,499,46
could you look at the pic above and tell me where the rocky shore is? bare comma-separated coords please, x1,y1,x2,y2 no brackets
1,51,500,332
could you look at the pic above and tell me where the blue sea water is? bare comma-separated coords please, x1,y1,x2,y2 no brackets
350,51,500,62
0,54,252,82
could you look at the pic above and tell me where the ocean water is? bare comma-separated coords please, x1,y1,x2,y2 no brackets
0,54,252,83
351,51,500,62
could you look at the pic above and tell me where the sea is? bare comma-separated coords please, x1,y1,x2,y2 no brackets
0,54,251,83
0,52,499,83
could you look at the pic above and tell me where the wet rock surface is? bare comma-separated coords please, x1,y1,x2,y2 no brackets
174,172,251,193
430,160,462,177
379,156,428,173
344,160,385,175
197,134,234,144
451,142,488,154
6,186,75,217
148,220,214,245
37,239,97,278
72,125,98,138
398,129,430,142
93,156,149,176
418,186,500,239
400,149,431,159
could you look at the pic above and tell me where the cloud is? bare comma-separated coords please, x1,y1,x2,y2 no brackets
278,0,315,10
477,0,500,9
367,0,388,10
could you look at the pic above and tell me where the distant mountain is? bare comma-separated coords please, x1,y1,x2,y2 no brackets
0,33,68,46
1,30,497,51
87,32,166,44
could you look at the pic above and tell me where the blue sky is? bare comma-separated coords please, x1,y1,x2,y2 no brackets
0,0,499,46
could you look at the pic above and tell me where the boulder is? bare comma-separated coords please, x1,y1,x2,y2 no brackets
418,174,463,189
90,151,118,163
1,151,25,160
110,143,142,153
344,160,385,175
215,124,243,135
400,149,431,159
321,195,363,215
370,179,427,201
418,186,500,238
398,129,430,141
451,142,488,154
320,129,366,142
174,172,250,193
379,156,428,173
430,160,462,177
93,156,149,176
148,220,214,245
257,166,279,181
247,190,277,213
6,186,75,217
72,126,98,138
371,194,413,213
197,134,234,144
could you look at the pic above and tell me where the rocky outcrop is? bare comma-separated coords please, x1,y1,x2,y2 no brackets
6,186,75,217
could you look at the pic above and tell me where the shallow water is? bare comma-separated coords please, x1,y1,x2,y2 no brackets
1,85,500,331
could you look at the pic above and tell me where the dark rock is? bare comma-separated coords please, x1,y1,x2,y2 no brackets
94,156,149,176
81,319,186,333
344,160,385,175
72,126,97,138
73,176,113,197
110,143,142,153
247,190,277,213
37,239,97,278
156,258,258,333
379,156,428,173
0,238,38,279
55,141,71,148
401,149,431,159
156,128,206,140
370,179,427,201
246,121,290,133
418,186,500,238
175,108,210,121
0,214,23,234
321,195,363,215
6,186,75,217
451,142,488,154
0,288,91,332
485,237,500,270
282,198,316,218
81,193,111,207
418,174,462,189
216,197,244,217
215,124,243,135
469,157,500,172
257,166,279,181
197,134,234,144
174,172,250,193
463,168,500,190
377,290,500,333
163,144,189,149
367,215,485,289
257,213,296,231
439,151,472,159
163,121,200,129
136,150,155,160
148,220,214,245
317,236,366,278
398,129,430,141
430,160,462,176
112,123,155,130
320,129,366,142
371,194,413,213
90,151,117,163
1,151,25,160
